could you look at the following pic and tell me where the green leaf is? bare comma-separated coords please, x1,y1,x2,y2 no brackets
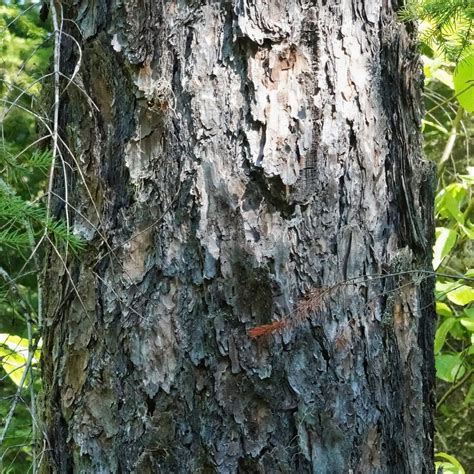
446,286,474,306
460,317,474,332
460,309,474,332
459,225,474,239
459,176,474,185
435,462,463,474
0,333,29,352
436,183,467,223
463,308,474,318
435,354,466,382
433,227,457,269
433,68,454,89
435,452,465,474
436,302,453,317
436,281,459,300
445,193,465,224
465,269,474,278
453,52,474,112
0,345,27,386
449,321,468,341
459,225,474,240
422,54,454,89
463,382,474,406
0,333,40,362
435,317,456,353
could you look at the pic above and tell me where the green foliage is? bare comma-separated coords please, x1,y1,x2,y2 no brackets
407,1,474,469
0,162,85,255
453,53,474,112
435,451,466,474
400,0,474,63
0,4,51,82
0,334,40,387
0,2,83,472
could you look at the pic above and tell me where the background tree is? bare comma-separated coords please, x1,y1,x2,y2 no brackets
38,0,437,472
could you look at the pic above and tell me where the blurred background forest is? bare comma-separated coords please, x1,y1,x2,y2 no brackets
0,1,472,472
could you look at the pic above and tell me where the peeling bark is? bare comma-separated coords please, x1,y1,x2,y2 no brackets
41,1,435,472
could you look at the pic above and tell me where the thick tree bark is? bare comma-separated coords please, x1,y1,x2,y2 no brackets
41,0,435,472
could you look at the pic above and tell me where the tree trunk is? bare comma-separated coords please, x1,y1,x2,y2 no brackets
41,0,436,472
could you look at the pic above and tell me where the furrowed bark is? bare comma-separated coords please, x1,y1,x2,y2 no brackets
41,1,435,472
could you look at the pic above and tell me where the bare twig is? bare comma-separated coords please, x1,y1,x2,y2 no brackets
437,368,474,410
46,0,62,223
438,106,464,174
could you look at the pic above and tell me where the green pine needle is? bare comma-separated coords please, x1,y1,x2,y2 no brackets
400,0,474,64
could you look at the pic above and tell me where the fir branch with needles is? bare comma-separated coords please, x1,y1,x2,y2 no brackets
0,150,84,252
399,0,474,63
